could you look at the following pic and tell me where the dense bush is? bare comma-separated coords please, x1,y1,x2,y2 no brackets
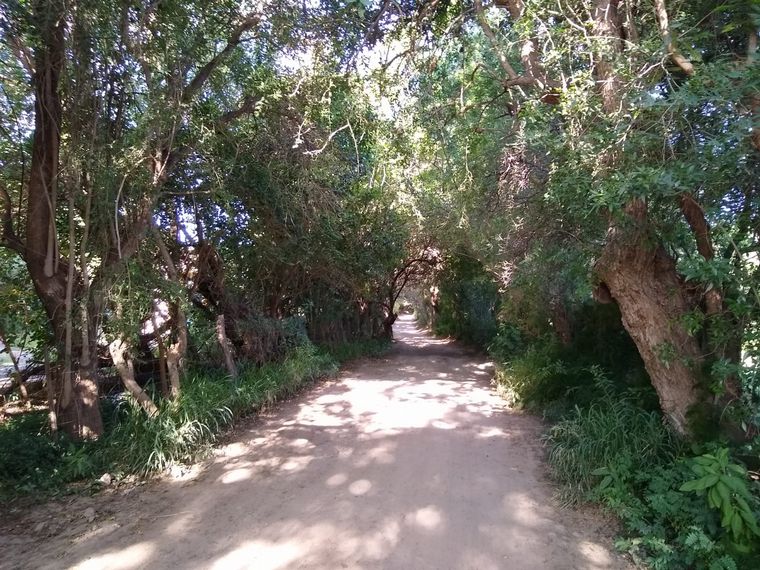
433,263,760,568
431,254,499,346
0,413,68,495
586,446,760,569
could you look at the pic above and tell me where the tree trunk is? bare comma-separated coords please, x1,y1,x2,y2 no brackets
549,297,572,347
597,202,703,435
166,304,188,398
25,0,102,439
156,334,170,397
109,337,158,417
150,304,171,397
44,348,57,434
587,0,704,437
380,312,397,339
216,313,238,379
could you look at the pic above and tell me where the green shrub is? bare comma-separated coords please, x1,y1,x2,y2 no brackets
0,413,66,496
495,345,648,421
591,450,760,569
98,343,337,475
487,322,523,362
679,449,760,550
432,253,500,346
487,296,760,568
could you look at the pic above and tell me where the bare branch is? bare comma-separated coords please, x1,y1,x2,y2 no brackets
475,1,558,92
679,192,722,315
304,123,351,157
493,0,523,20
679,192,714,261
6,33,35,76
473,0,520,81
151,221,179,282
217,94,262,125
654,0,694,75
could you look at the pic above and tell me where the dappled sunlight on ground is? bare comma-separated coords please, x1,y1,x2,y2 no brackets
71,541,155,570
5,315,628,570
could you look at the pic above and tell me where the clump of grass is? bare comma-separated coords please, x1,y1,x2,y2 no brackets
0,412,66,496
544,370,682,504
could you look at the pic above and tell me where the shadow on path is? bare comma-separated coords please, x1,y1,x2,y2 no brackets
2,316,628,570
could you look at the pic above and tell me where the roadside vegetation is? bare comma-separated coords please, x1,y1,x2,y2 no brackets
1,339,388,499
1,1,759,567
418,277,760,568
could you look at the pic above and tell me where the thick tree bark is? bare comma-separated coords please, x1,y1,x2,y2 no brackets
597,201,703,434
381,312,397,339
165,304,187,398
216,313,238,379
592,0,624,114
25,0,102,439
678,193,724,317
591,1,704,435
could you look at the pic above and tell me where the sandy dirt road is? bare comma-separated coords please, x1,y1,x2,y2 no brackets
1,316,628,569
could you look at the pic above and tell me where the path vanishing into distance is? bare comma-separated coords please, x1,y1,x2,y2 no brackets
2,316,628,570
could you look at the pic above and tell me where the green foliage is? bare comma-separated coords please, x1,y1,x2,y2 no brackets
494,342,573,415
487,322,523,362
99,344,335,475
0,414,67,496
491,323,760,568
0,252,48,359
680,449,760,549
590,449,760,569
493,304,654,419
432,253,499,346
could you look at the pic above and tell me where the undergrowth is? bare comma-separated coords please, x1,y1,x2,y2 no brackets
492,341,760,569
544,369,682,505
0,339,389,500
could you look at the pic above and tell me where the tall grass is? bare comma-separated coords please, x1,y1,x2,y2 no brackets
542,368,681,503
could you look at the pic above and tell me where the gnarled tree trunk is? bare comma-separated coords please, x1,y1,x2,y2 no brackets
25,0,102,439
596,201,703,434
591,0,703,436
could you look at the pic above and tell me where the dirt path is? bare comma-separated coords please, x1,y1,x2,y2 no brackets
2,316,628,569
